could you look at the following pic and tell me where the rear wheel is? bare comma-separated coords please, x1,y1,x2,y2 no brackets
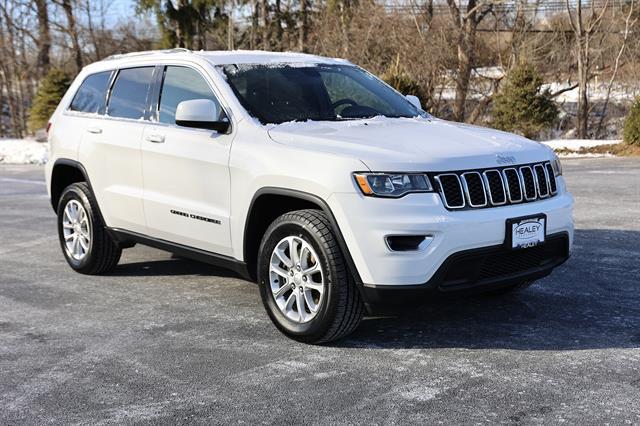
257,209,364,344
57,183,121,274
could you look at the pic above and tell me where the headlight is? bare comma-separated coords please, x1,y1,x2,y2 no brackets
551,155,563,176
353,173,433,198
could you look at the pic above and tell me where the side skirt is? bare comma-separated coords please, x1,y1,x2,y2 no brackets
107,228,252,281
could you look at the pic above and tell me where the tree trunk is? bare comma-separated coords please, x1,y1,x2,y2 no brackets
566,0,609,138
275,0,284,47
450,0,479,122
260,0,269,50
453,28,475,122
576,46,589,138
250,0,258,49
35,0,51,78
447,0,486,123
228,0,235,50
299,0,308,52
84,0,104,60
61,0,83,73
196,3,207,50
0,11,24,138
340,0,349,55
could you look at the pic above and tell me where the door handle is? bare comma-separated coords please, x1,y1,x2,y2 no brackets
145,134,165,143
87,127,102,134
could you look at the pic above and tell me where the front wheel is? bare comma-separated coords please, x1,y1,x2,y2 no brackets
257,209,364,344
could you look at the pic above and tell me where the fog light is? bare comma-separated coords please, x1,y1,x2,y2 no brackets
386,235,433,252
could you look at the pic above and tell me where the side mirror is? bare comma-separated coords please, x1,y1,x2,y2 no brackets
405,95,421,110
175,99,230,133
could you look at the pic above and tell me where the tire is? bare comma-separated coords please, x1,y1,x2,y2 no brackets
257,209,364,344
57,182,121,274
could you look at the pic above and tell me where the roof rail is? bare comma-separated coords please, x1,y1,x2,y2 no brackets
103,48,191,61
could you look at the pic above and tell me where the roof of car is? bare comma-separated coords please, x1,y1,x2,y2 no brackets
100,48,349,67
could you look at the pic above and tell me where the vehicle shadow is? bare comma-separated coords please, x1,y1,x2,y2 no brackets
337,228,640,350
106,228,640,351
108,254,243,279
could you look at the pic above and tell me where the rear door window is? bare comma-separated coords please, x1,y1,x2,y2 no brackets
70,71,112,114
107,67,155,120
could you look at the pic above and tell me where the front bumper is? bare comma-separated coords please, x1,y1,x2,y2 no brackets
327,177,574,289
360,231,569,307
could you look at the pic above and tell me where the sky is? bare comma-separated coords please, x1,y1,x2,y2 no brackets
100,0,138,26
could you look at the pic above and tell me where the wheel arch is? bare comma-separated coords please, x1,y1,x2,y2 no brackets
243,187,362,285
50,159,92,212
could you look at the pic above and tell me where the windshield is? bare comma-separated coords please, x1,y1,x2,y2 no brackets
220,64,424,124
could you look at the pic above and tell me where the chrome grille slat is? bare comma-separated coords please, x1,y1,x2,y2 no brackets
435,174,465,209
483,170,507,206
545,163,558,194
461,172,487,207
502,168,523,203
534,164,550,198
519,166,537,201
434,162,558,211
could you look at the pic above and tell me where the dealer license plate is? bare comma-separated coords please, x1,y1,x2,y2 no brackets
507,215,546,249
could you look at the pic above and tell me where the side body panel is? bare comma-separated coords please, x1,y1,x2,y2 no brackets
141,123,234,255
77,118,146,233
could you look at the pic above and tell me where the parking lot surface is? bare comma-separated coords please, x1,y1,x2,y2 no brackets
1,158,639,424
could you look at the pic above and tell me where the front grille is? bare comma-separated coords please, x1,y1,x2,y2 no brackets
438,233,569,290
433,162,558,210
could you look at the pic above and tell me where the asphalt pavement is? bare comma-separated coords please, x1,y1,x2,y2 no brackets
1,158,639,424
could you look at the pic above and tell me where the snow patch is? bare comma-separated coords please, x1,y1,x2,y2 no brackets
201,50,350,66
267,115,428,129
541,139,621,150
556,152,616,159
0,139,48,165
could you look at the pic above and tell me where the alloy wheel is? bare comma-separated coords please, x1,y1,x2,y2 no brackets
62,199,91,261
269,236,325,323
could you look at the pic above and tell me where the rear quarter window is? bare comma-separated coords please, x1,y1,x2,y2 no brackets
69,71,112,114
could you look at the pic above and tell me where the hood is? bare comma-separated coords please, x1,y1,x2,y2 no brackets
267,117,553,171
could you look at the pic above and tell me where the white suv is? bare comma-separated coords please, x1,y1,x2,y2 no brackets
45,49,573,343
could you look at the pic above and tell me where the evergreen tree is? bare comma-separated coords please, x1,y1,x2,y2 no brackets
623,97,640,146
28,69,70,133
137,0,222,49
492,62,558,139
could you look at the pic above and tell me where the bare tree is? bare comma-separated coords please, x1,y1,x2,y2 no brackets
446,0,494,122
299,0,309,51
82,0,104,60
0,0,29,137
53,0,83,72
259,0,268,49
595,1,638,137
35,0,50,77
566,0,610,138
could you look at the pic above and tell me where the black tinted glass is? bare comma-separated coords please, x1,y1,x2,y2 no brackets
70,71,111,114
159,66,221,124
221,64,422,124
108,67,154,120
